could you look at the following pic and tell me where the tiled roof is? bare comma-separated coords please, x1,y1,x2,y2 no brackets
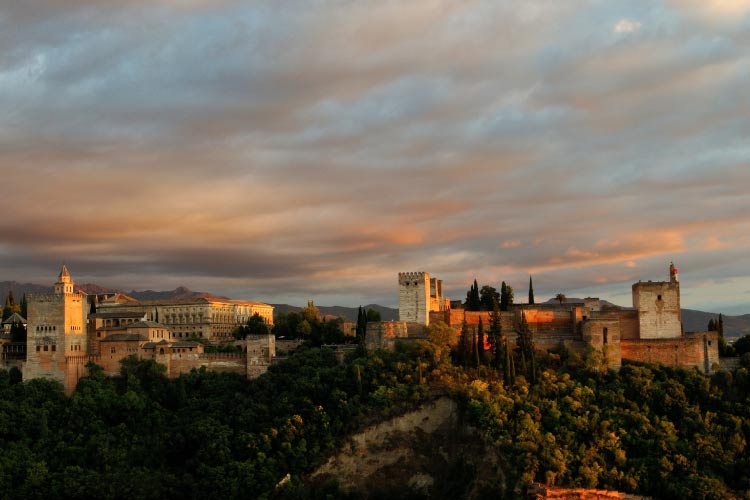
2,312,27,325
100,333,148,342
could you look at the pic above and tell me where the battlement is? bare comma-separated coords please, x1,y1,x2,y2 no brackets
398,272,429,283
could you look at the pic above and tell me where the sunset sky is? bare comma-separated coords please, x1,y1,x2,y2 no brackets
1,1,749,313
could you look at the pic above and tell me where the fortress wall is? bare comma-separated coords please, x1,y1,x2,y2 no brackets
621,332,719,374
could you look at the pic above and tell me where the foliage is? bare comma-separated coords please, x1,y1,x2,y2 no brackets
500,282,514,311
479,286,500,312
555,293,566,305
233,313,270,339
464,280,480,311
528,276,534,305
0,345,440,499
3,290,21,321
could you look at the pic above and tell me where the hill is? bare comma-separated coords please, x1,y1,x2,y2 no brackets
271,303,399,322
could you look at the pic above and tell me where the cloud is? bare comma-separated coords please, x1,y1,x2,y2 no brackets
0,0,748,311
614,18,642,34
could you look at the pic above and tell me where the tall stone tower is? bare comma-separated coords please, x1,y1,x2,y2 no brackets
398,272,431,326
632,262,682,339
25,265,88,391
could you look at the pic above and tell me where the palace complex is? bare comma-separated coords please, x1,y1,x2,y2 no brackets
1,265,275,393
389,263,720,374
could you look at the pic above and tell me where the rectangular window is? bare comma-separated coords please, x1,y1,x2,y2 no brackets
44,345,48,351
603,327,609,344
52,345,56,352
36,346,41,352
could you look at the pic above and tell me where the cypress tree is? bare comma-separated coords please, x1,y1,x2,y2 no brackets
528,276,535,305
708,318,716,331
20,294,28,318
477,317,486,365
458,319,470,367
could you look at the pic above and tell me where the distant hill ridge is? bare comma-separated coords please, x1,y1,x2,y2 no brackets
0,281,747,337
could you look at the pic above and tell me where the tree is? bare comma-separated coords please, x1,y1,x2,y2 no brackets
528,276,535,305
457,319,471,367
238,313,269,338
516,312,536,383
20,293,28,318
465,280,481,311
500,282,514,311
366,308,381,322
356,306,367,345
3,290,20,321
488,302,502,369
476,317,486,365
301,300,321,324
555,293,566,305
425,321,455,362
479,286,500,312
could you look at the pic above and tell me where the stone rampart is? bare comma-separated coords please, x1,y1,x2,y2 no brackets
621,332,719,374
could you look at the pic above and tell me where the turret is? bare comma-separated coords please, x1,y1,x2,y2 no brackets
54,264,75,294
669,261,679,283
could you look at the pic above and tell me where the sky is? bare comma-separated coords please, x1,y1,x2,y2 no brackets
1,1,749,313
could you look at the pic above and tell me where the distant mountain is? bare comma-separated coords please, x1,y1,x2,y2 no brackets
681,309,750,339
271,304,399,322
0,281,52,299
127,286,228,301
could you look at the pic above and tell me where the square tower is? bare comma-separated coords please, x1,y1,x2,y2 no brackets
25,265,88,389
398,272,431,325
632,269,682,340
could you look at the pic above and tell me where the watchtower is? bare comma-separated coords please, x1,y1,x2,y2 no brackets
632,263,682,339
398,272,431,326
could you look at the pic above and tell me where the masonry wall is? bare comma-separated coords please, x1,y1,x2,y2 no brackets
621,332,719,374
582,318,622,370
632,282,681,339
366,321,410,350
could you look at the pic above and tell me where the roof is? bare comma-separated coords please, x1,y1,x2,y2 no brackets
2,313,27,325
92,311,147,319
59,263,71,279
100,333,148,342
128,320,169,329
171,341,201,348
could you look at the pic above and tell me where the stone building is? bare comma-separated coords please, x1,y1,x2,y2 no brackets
398,263,719,374
95,295,273,342
2,265,278,393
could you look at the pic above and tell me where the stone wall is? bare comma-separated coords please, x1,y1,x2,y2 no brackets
366,321,410,350
620,332,719,374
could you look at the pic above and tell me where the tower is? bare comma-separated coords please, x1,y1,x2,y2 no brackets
398,272,431,325
25,265,88,392
632,262,682,339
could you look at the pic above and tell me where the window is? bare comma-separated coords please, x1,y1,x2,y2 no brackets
36,346,41,352
603,327,608,344
657,294,662,301
44,345,48,351
52,345,56,352
111,347,116,353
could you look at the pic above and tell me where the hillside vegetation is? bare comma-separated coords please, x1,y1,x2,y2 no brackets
0,340,748,499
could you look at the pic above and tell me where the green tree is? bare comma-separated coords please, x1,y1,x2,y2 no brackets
516,312,536,383
366,308,381,322
488,301,502,369
3,290,20,321
528,276,535,305
457,319,471,367
301,300,321,324
20,293,28,318
479,286,500,312
476,317,486,365
465,279,481,311
356,306,367,345
500,282,514,311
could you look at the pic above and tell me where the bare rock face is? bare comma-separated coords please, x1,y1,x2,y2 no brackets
309,397,505,499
